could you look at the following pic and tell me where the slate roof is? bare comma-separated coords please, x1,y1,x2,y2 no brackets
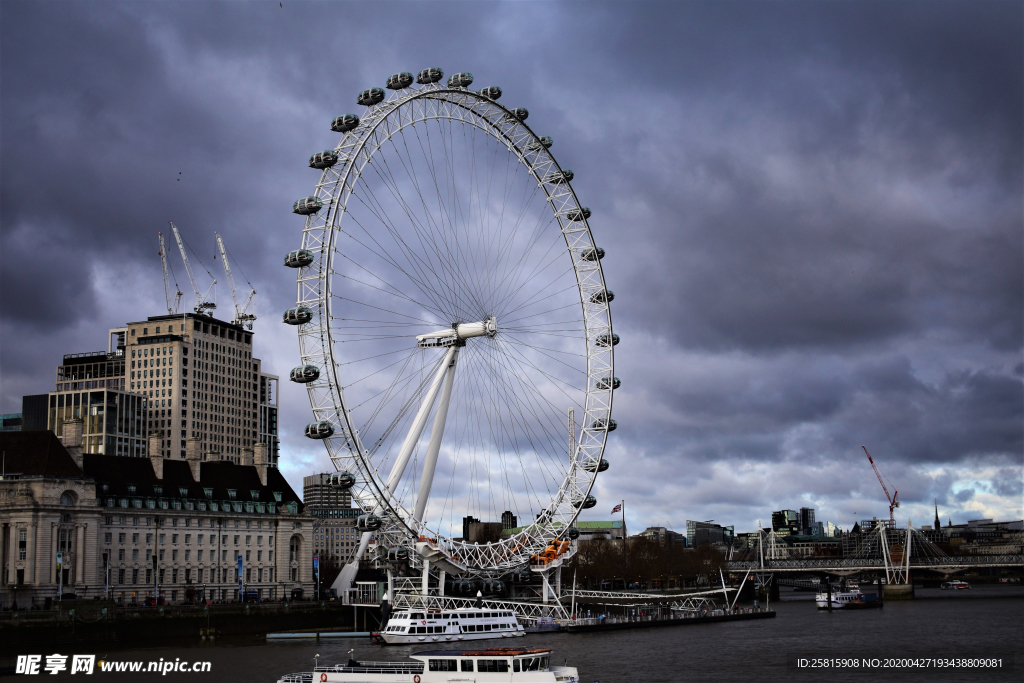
0,431,83,477
82,454,302,509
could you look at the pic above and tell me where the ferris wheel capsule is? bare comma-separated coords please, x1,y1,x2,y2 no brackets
416,67,444,84
386,72,414,90
304,421,334,439
447,72,474,87
581,247,605,261
330,471,356,489
309,150,339,169
357,88,385,106
566,527,581,540
479,86,502,100
527,136,553,151
564,207,591,221
591,418,617,432
509,107,529,121
284,249,314,268
583,458,609,473
596,376,620,390
387,546,410,563
595,333,620,347
590,290,614,304
544,169,574,184
356,514,382,531
282,307,313,325
331,114,360,133
574,495,597,510
292,196,323,215
289,365,320,383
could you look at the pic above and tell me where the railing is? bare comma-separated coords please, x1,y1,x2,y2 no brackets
725,554,1024,572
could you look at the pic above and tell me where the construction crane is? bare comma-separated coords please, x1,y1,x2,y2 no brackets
214,232,256,329
862,445,899,526
157,231,184,315
170,222,216,315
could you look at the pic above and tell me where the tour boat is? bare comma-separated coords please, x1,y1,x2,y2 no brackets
277,648,577,683
374,607,525,644
940,580,971,590
815,587,878,609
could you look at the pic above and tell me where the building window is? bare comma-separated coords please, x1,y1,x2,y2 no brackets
18,530,27,560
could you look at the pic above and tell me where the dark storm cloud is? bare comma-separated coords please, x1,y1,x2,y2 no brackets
1,1,1020,530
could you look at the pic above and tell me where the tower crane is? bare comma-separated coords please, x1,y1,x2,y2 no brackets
214,232,257,329
862,445,899,526
157,232,184,314
169,222,216,315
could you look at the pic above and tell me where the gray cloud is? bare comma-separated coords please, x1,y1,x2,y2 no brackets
2,1,1020,533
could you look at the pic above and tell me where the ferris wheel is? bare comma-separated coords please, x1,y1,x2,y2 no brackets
284,68,618,578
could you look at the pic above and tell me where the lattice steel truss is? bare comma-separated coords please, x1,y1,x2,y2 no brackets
291,75,614,577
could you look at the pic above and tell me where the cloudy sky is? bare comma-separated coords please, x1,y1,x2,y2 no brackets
2,0,1021,535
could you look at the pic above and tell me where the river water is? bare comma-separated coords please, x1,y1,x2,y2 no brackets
14,585,1022,682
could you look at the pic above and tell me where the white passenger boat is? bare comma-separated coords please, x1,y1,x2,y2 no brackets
815,587,866,609
940,580,971,590
374,608,525,644
277,648,578,683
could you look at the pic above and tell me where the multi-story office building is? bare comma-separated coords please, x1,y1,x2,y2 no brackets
0,414,22,432
501,511,518,530
799,507,815,535
302,474,368,564
635,526,687,547
771,509,800,536
44,313,279,467
686,520,734,548
0,429,312,606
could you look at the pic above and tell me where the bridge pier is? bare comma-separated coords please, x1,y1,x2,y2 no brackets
882,582,914,600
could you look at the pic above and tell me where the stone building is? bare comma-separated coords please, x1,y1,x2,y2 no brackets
0,429,312,607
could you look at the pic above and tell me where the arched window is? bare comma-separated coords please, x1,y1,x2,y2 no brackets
290,536,300,562
60,491,76,506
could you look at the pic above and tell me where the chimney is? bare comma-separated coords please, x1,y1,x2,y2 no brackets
253,442,268,487
60,418,84,469
241,447,254,467
185,437,203,481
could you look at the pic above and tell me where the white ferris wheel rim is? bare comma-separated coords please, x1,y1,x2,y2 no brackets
292,76,614,575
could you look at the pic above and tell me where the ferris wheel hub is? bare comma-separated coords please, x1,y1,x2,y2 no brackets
416,316,497,348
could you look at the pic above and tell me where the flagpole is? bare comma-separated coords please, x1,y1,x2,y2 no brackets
621,499,625,537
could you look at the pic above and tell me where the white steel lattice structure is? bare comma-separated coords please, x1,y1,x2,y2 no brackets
287,69,616,582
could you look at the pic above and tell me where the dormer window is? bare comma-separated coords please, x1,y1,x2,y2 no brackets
273,492,282,502
203,488,213,499
178,487,188,497
227,489,237,500
101,484,110,493
153,485,162,495
127,485,136,494
250,490,260,502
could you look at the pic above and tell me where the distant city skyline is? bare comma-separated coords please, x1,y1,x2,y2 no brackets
1,1,1020,535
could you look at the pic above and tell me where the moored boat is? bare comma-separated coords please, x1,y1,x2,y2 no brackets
373,607,525,644
815,587,879,609
277,648,577,683
940,580,971,590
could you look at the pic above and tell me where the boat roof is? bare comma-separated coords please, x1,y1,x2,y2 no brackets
412,649,550,657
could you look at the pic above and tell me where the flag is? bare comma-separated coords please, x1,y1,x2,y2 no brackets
611,504,622,514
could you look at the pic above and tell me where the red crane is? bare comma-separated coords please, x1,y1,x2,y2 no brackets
862,445,899,525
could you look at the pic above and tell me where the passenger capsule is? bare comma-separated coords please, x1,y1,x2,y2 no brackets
591,418,617,432
309,150,339,169
595,333,620,347
417,67,444,84
574,495,597,510
284,249,315,268
544,169,574,184
331,114,360,133
386,72,414,90
564,207,591,222
509,107,529,121
357,87,385,106
566,527,581,540
357,514,382,531
527,136,553,151
292,196,323,215
447,72,474,87
282,306,313,325
289,365,320,383
484,579,504,594
590,290,614,304
583,458,610,473
304,421,334,439
596,376,621,390
479,85,502,100
517,570,533,583
581,247,605,261
387,546,410,563
330,471,356,489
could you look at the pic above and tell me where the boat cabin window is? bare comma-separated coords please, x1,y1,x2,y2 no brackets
428,660,457,672
513,660,520,672
522,657,548,671
461,660,474,672
477,660,509,673
410,613,425,620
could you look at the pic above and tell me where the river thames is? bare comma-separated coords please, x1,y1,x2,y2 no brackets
28,585,1012,682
